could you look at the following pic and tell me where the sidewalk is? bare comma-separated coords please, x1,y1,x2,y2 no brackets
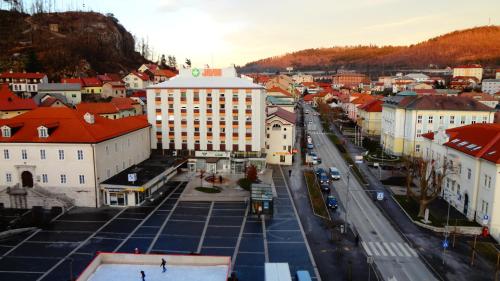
326,119,495,281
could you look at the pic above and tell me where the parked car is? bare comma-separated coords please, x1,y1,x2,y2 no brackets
326,195,338,209
309,152,321,164
329,167,340,180
307,143,314,149
319,172,329,184
314,167,325,176
320,184,330,192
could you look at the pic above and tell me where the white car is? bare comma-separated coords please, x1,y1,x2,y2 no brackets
329,167,341,180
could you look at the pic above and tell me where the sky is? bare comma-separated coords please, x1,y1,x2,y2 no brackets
9,0,500,67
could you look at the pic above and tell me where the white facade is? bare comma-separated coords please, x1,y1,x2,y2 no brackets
482,79,500,95
265,114,295,165
38,89,81,105
422,130,500,242
406,73,429,83
292,74,314,84
123,73,151,90
453,66,483,81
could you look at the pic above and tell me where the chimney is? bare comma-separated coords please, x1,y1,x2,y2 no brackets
83,112,95,124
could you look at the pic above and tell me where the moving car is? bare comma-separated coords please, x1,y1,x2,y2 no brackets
305,110,310,114
314,167,325,176
319,172,329,184
329,167,340,180
307,143,314,149
326,195,338,209
320,183,330,192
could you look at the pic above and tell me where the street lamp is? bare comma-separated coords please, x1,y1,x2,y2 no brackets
344,164,353,232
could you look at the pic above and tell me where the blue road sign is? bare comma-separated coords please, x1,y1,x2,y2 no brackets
442,239,449,249
377,192,384,201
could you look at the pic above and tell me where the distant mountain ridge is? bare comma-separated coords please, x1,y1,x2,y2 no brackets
0,10,148,80
241,26,500,73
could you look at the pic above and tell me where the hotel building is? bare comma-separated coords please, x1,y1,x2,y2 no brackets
147,67,266,173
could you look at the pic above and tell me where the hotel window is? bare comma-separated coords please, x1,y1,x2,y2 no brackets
168,115,175,121
246,94,251,99
415,144,420,152
232,94,238,99
6,173,12,183
283,134,287,139
207,117,212,122
40,149,46,160
439,116,444,124
58,149,64,160
207,93,212,98
221,117,225,121
106,146,109,155
481,200,489,214
208,127,212,132
79,175,85,184
39,127,48,138
194,127,199,132
233,116,238,121
60,174,67,184
234,105,238,110
450,116,455,124
482,116,488,123
416,129,422,138
467,168,472,180
428,116,433,124
471,116,476,124
221,104,225,109
246,105,251,110
168,103,174,109
220,94,225,98
77,150,84,160
221,140,226,144
21,149,27,160
207,104,213,109
194,93,199,99
2,127,11,137
417,115,422,124
460,116,465,124
42,174,48,183
283,146,287,150
3,149,9,159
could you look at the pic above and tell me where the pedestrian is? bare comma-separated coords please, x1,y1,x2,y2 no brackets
219,175,223,183
288,169,292,177
355,234,360,246
134,247,140,254
140,270,146,281
161,258,167,273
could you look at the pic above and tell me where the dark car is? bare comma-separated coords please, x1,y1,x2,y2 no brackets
320,183,330,192
319,172,329,184
315,167,325,176
327,195,338,209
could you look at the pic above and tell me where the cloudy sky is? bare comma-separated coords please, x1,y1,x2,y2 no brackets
14,0,500,67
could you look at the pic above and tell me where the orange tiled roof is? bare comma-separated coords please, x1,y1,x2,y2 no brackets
358,99,383,112
0,84,37,111
267,86,292,97
153,69,178,78
75,102,120,114
0,72,46,79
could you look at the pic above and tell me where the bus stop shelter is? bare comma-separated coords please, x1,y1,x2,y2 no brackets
250,183,274,216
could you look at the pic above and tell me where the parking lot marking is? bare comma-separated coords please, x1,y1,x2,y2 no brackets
279,165,322,281
114,182,183,253
35,207,128,281
261,217,269,263
0,270,46,274
197,201,214,253
231,203,250,268
147,195,183,253
0,228,41,260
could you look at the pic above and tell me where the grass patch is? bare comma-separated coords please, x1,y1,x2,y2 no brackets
195,186,222,193
237,178,253,191
304,171,330,219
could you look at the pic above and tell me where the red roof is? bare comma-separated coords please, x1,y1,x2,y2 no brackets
455,64,482,69
0,72,46,79
153,69,178,78
97,73,122,83
0,107,149,143
111,97,137,110
267,86,292,97
39,96,67,107
104,81,126,88
61,78,83,86
460,92,497,102
358,99,383,112
267,107,296,124
303,94,317,102
423,123,500,164
81,77,102,87
414,89,437,95
76,103,121,114
0,84,37,111
129,71,150,81
143,64,159,71
351,95,376,105
131,90,146,98
301,82,319,88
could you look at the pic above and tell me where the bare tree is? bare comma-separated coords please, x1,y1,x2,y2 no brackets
404,156,453,217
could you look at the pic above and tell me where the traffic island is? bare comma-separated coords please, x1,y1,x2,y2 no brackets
304,170,331,220
195,186,222,193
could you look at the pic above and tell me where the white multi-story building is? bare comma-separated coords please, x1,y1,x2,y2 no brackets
147,67,266,173
422,123,500,242
0,72,48,97
123,71,152,90
453,64,483,82
381,95,495,156
265,107,296,165
406,73,430,83
482,79,500,95
0,107,151,208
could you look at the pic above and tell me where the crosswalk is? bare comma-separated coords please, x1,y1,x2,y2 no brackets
361,241,418,258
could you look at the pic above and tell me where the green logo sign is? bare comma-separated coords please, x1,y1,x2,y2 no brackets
192,68,200,77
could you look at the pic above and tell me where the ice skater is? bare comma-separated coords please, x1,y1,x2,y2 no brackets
161,258,167,273
140,270,146,281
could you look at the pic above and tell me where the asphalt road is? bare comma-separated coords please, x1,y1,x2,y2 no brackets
304,104,437,281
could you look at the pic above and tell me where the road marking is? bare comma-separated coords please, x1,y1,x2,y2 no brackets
0,229,41,259
405,243,418,257
383,242,396,256
231,203,250,268
196,201,214,253
390,242,403,256
368,242,380,256
374,242,388,256
261,216,269,263
397,242,412,257
362,242,372,256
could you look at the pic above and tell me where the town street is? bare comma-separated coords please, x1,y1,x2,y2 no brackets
303,103,437,281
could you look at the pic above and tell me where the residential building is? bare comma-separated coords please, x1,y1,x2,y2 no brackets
301,82,321,94
147,67,266,173
0,84,37,119
0,72,48,97
381,95,495,156
422,124,500,242
453,64,483,81
292,73,313,84
343,94,377,121
152,69,178,84
408,82,434,91
266,86,294,101
332,73,369,89
357,99,383,136
482,79,500,95
138,63,159,73
460,92,498,109
496,70,500,79
61,77,103,95
123,71,152,90
37,83,82,105
76,101,137,119
265,75,294,96
265,107,296,165
102,81,127,98
406,73,430,83
266,96,295,113
38,95,68,108
0,107,150,208
111,97,144,115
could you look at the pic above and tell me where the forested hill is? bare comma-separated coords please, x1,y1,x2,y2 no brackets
0,10,148,80
241,26,500,73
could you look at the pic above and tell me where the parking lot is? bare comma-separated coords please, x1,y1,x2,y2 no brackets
0,169,318,281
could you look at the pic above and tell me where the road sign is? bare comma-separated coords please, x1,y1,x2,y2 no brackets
483,214,489,225
373,162,379,167
376,192,384,201
442,239,449,249
128,173,137,182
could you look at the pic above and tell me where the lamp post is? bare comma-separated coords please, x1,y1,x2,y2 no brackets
344,164,353,232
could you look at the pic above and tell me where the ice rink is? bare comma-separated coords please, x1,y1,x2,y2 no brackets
87,264,229,281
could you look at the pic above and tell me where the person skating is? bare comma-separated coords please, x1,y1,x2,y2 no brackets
140,270,146,281
161,258,167,273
